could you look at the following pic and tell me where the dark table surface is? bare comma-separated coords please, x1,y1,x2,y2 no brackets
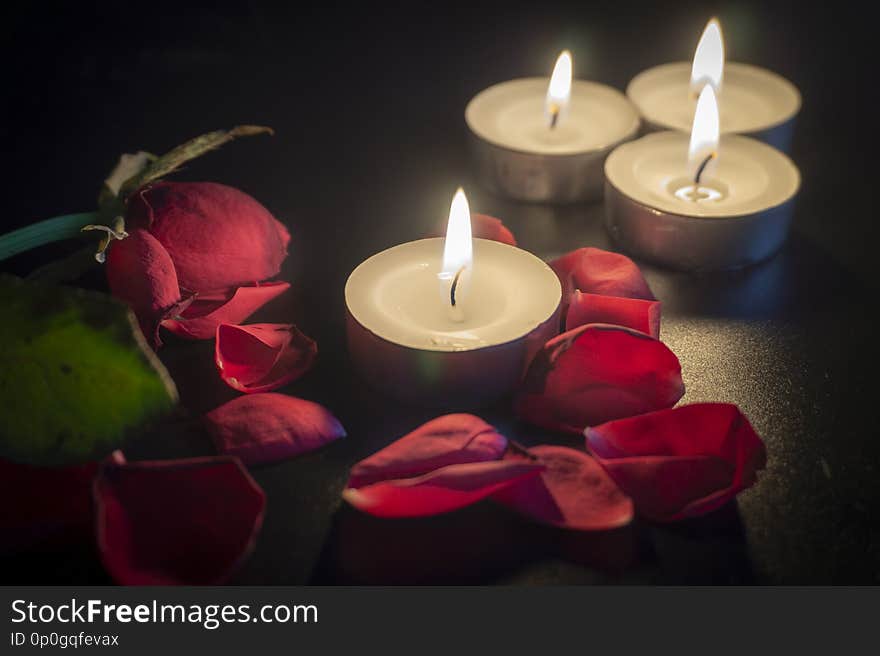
2,0,878,584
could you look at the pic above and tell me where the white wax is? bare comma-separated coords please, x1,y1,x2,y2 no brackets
466,78,639,155
605,131,799,218
345,238,561,352
627,62,800,135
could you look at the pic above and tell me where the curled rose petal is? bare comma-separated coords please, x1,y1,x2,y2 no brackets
94,451,265,585
431,213,517,246
348,414,507,489
127,181,290,292
551,247,655,305
515,324,684,434
342,459,542,518
585,403,767,522
105,228,192,347
0,458,97,553
204,393,345,466
492,446,633,531
215,323,316,393
162,281,290,340
566,291,661,338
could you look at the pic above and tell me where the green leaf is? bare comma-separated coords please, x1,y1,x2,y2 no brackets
0,275,178,465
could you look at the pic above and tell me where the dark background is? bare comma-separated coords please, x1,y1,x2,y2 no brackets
2,0,878,584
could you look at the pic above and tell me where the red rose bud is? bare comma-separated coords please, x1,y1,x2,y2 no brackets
566,291,661,338
126,182,290,292
585,403,767,522
514,324,684,434
106,182,290,346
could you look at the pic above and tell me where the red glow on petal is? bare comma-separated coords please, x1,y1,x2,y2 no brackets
566,291,661,338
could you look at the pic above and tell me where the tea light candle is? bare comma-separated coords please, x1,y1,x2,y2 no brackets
466,51,640,203
627,18,800,152
605,85,800,271
346,189,561,406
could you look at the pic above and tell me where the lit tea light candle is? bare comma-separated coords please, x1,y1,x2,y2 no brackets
604,85,800,271
345,189,561,406
466,50,640,203
627,18,801,152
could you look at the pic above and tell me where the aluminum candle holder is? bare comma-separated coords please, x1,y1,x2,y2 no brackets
604,131,801,271
345,238,561,407
466,77,640,204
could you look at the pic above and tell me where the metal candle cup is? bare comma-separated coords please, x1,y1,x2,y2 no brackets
604,131,800,271
628,62,800,152
466,78,640,203
345,238,561,407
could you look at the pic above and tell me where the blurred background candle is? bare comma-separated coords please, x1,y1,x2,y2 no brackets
604,85,800,271
466,50,639,203
345,189,561,407
627,18,801,152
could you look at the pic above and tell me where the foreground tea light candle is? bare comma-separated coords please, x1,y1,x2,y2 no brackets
466,50,640,203
605,85,800,271
627,18,800,152
346,189,561,406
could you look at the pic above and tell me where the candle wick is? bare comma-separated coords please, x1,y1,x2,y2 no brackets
450,265,467,307
549,105,560,130
694,152,716,185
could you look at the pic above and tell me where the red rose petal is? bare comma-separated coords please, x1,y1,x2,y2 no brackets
347,414,508,489
431,213,516,246
585,403,767,522
566,291,661,338
515,324,684,434
492,445,634,531
551,247,655,304
204,393,345,466
94,451,265,585
128,182,290,292
0,458,97,553
162,281,290,340
105,228,192,347
215,323,316,393
342,459,542,518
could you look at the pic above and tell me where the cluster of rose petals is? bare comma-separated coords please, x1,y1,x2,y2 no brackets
342,414,543,518
214,323,317,393
585,403,767,522
94,451,265,585
107,181,290,347
205,393,345,466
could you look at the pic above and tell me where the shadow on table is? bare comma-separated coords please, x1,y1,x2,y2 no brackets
308,498,755,585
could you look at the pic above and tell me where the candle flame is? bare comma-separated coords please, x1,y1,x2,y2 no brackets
545,50,572,128
690,18,724,96
688,85,720,179
440,187,474,298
